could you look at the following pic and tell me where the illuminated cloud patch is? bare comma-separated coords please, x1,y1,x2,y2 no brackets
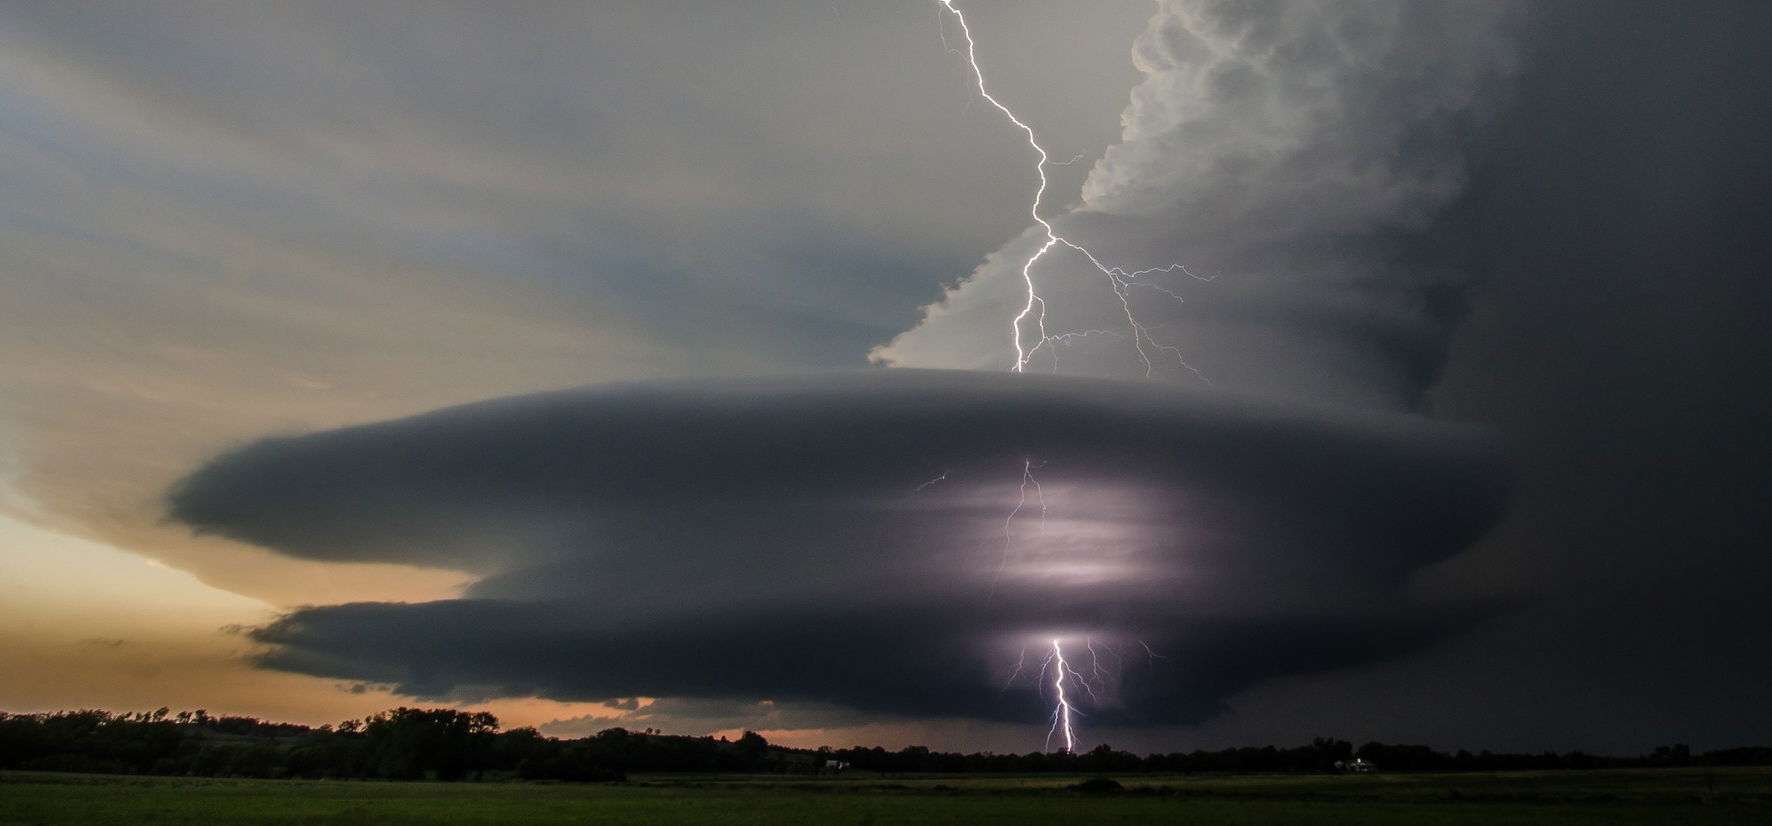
172,370,1505,726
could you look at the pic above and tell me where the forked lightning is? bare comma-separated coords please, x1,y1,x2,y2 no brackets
935,0,1210,380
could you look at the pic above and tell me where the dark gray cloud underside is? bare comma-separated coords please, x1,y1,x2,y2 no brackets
171,370,1505,571
250,596,1489,725
174,370,1505,723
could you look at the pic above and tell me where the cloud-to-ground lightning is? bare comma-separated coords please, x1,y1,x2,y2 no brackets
934,0,1212,380
997,642,1080,752
931,1,1196,750
1045,638,1078,753
1001,635,1166,753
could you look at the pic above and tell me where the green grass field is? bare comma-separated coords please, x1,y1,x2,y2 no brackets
3,767,1767,825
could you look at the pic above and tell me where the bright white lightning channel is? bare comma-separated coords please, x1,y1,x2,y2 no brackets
932,1,1194,752
1003,636,1162,754
935,0,1211,379
1045,638,1078,753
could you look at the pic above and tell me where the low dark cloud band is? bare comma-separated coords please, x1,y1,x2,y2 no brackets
173,370,1505,726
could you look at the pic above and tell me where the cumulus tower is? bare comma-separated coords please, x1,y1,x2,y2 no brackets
877,0,1521,411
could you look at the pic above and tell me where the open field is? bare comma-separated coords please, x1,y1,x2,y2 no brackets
3,767,1768,825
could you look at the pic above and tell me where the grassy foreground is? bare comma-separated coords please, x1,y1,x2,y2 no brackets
2,767,1768,825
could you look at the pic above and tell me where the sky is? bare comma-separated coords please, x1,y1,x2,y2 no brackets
2,0,1769,756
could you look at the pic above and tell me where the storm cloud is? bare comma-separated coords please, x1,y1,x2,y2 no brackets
164,0,1525,733
173,370,1505,725
876,0,1522,412
148,0,1772,751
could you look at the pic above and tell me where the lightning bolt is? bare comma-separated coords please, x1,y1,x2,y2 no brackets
987,458,1046,605
1001,635,1169,753
982,462,1082,751
1001,645,1030,692
934,0,1212,380
931,3,1200,748
1044,638,1078,753
1085,637,1117,696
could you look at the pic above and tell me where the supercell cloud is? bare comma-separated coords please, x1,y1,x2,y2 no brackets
172,371,1505,725
172,0,1527,734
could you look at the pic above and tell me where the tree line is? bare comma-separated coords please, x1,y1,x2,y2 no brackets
1,707,1766,781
